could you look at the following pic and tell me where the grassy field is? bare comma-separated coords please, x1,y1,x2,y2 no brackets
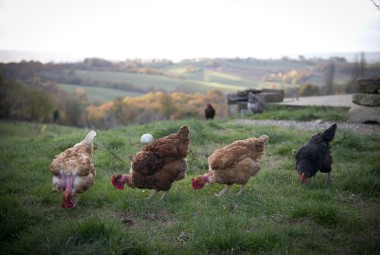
56,83,144,103
0,118,379,254
246,105,350,122
75,70,248,94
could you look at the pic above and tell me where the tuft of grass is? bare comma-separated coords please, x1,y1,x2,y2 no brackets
291,201,343,226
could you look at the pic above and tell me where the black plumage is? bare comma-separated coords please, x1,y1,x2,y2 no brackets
294,123,337,184
205,104,215,120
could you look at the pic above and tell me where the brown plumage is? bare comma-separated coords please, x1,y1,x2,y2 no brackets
50,130,96,208
112,126,190,199
192,135,269,197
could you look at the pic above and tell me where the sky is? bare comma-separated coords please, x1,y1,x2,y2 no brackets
0,0,379,62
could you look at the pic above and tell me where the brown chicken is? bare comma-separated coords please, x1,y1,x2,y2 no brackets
50,130,97,208
192,135,269,197
112,126,190,199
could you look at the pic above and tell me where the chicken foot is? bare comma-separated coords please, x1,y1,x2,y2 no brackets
72,194,81,207
147,190,168,200
147,190,159,199
159,191,168,200
236,184,247,195
216,185,232,198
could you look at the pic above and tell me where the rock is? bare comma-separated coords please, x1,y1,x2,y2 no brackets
352,93,380,106
258,92,284,103
348,104,380,123
357,83,380,94
357,77,380,86
356,77,380,94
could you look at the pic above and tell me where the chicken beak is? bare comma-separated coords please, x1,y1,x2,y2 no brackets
191,177,204,190
111,175,125,190
62,193,74,208
300,172,308,184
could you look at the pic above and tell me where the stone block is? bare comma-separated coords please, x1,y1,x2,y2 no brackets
348,104,380,123
352,93,380,106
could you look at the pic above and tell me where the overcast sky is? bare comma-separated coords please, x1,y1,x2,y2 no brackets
0,0,379,62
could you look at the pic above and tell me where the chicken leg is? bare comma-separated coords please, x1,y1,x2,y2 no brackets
236,184,247,195
147,190,159,199
159,191,168,200
216,185,232,198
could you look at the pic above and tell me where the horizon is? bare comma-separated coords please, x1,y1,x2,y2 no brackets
1,49,380,64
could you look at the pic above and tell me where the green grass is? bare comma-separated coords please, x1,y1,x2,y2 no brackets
56,83,144,103
247,105,349,122
0,119,379,254
75,70,248,94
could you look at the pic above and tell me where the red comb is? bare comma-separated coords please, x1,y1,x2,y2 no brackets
191,178,204,190
111,175,125,190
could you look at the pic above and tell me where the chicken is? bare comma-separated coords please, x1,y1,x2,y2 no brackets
50,130,97,208
191,135,269,197
247,92,264,114
294,123,337,184
111,126,190,199
205,104,216,120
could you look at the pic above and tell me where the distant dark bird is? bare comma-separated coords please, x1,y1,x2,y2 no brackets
294,123,337,184
205,104,216,120
247,92,264,113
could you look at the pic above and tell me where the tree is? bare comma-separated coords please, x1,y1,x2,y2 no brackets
346,52,366,94
0,76,23,119
324,59,335,95
63,95,86,127
23,87,57,122
298,84,320,97
159,93,177,120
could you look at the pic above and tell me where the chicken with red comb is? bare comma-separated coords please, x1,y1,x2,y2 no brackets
50,130,97,208
112,126,190,199
192,134,269,197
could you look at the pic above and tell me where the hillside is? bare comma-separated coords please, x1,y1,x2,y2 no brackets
0,119,379,254
2,54,379,104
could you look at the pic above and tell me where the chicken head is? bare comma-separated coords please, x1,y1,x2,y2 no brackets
191,175,208,190
111,174,130,190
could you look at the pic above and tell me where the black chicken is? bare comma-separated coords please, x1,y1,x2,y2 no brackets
294,123,337,184
205,104,216,120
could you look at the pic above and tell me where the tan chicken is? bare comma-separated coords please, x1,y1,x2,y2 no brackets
192,135,269,197
111,126,190,199
50,130,97,208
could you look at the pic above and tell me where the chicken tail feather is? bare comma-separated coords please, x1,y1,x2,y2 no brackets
321,123,337,143
256,135,269,144
84,130,97,145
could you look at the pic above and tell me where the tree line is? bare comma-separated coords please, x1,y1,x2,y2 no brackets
0,74,227,129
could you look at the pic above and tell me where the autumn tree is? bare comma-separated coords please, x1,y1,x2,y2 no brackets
159,93,177,120
298,84,320,97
